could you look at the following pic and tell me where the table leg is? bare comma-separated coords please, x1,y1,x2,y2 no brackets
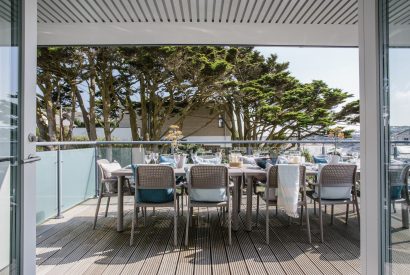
232,176,239,231
117,175,124,232
402,203,409,229
246,175,253,231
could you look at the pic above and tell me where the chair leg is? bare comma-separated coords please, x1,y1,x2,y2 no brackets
105,197,111,217
185,204,190,246
276,205,278,216
300,205,304,226
222,207,225,226
177,197,180,216
330,204,334,225
153,207,156,216
314,201,316,215
181,194,184,216
256,195,260,227
174,208,178,246
190,207,193,227
266,203,270,244
228,205,232,246
319,201,324,243
346,204,349,224
144,207,147,226
305,204,312,244
130,207,135,246
325,205,327,214
355,197,360,223
93,194,103,229
393,202,397,213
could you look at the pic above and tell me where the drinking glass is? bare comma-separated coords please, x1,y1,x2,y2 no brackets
153,153,159,164
144,154,152,164
174,154,181,167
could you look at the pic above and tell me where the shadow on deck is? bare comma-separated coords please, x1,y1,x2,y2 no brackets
35,196,367,275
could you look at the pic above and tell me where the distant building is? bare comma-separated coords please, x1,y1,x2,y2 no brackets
392,128,410,141
73,107,231,143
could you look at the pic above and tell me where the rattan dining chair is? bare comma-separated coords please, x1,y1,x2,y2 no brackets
93,159,133,229
185,165,232,246
390,165,410,228
255,165,311,244
308,164,359,242
130,165,178,246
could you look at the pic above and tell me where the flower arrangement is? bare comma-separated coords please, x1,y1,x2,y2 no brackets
328,127,345,155
164,125,184,153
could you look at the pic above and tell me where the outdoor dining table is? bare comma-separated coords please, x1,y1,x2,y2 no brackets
111,165,321,232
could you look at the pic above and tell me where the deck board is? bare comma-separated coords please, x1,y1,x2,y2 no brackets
36,196,370,275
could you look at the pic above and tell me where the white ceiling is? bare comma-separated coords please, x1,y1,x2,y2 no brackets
36,0,359,25
0,0,405,46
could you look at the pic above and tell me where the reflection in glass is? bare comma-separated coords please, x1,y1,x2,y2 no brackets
0,0,20,273
382,0,410,273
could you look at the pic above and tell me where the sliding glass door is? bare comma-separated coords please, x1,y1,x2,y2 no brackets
0,0,21,274
380,0,410,274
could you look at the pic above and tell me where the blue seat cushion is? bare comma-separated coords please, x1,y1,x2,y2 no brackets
137,189,174,203
391,186,403,200
313,156,329,164
255,158,274,169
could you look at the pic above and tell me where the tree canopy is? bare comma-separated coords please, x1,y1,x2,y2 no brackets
36,46,359,143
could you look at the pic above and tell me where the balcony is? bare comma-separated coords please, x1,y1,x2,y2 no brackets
33,140,410,275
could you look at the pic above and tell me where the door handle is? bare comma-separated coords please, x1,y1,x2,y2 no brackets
22,154,41,164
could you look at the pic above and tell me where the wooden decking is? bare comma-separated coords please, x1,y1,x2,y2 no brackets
35,194,366,275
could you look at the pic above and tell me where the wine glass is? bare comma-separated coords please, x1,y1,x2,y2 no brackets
144,153,152,164
174,154,181,167
153,153,159,164
192,152,198,164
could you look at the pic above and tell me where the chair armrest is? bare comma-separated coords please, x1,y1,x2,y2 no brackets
228,183,235,188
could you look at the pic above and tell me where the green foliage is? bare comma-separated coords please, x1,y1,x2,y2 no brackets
36,46,359,143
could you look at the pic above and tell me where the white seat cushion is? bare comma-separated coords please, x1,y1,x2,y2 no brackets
314,186,352,200
190,188,227,202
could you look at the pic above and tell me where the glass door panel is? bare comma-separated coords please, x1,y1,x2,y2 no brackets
381,0,410,274
0,0,21,274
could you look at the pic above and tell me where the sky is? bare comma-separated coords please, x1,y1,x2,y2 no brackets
255,47,360,101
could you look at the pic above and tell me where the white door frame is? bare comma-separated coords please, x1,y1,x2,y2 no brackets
20,0,385,274
20,0,37,274
359,0,383,274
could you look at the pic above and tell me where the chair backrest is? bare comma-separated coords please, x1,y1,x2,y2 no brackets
266,165,306,189
135,165,175,190
319,164,356,188
97,159,110,181
189,165,229,189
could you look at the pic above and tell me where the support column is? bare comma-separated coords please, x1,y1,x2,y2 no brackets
359,1,383,274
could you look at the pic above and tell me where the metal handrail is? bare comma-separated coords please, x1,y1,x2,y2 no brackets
35,139,362,146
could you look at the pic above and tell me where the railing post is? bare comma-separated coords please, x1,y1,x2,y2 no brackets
321,143,326,155
55,145,63,219
94,143,99,198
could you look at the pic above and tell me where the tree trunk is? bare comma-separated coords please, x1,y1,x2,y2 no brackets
88,51,98,141
43,78,57,142
139,77,149,140
126,88,140,141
